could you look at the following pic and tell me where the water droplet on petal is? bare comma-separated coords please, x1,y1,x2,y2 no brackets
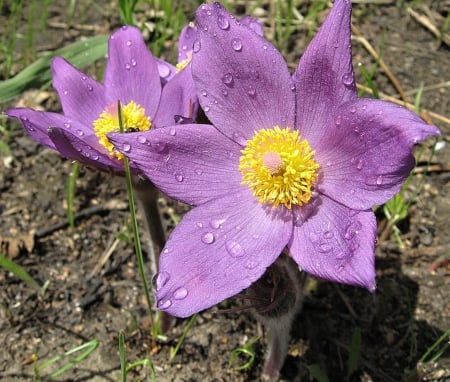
193,39,201,53
210,218,226,229
231,38,242,51
222,72,233,86
350,105,357,113
76,129,84,137
131,58,137,67
173,287,188,300
86,84,93,91
63,90,68,95
341,73,353,86
153,271,170,290
344,220,362,240
335,264,344,273
226,241,245,258
175,173,184,182
290,83,296,91
201,232,215,244
64,122,71,128
126,40,132,47
318,243,333,253
221,89,228,96
194,168,203,175
217,15,230,30
244,258,259,270
246,85,256,97
122,143,131,152
196,222,203,228
125,63,131,70
203,105,210,112
201,89,208,97
91,154,99,160
137,135,147,144
335,115,342,126
169,128,176,136
158,299,172,309
356,159,364,170
376,175,383,185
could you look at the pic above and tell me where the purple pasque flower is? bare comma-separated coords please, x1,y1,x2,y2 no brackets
109,0,440,317
5,25,198,172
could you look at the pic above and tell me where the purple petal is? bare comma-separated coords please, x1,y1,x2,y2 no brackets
193,3,295,145
315,99,440,210
153,64,198,127
108,124,242,206
103,26,161,119
293,0,357,147
240,15,264,36
178,23,197,62
289,195,376,290
5,108,87,150
155,191,292,317
155,58,176,84
48,127,123,171
51,57,106,128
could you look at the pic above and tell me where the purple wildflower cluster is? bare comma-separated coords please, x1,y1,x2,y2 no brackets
6,2,439,374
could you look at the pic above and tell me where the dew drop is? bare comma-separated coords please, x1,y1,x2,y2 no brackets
290,83,296,91
262,44,268,50
244,258,259,270
203,105,210,112
193,39,201,53
63,90,68,95
169,128,176,136
137,135,147,144
86,84,93,91
195,168,203,175
341,73,353,86
64,122,71,128
356,159,364,170
335,115,342,126
125,63,131,70
153,271,170,290
222,72,233,86
201,89,208,97
231,38,242,51
349,105,357,113
221,89,228,96
344,220,362,240
376,175,383,185
131,58,137,67
91,154,99,160
335,264,344,273
217,15,230,30
210,218,226,229
246,85,256,97
175,173,184,182
122,143,131,152
126,40,132,47
318,243,333,253
159,63,171,78
201,232,215,244
158,299,172,309
196,222,203,228
76,129,84,137
226,241,245,258
173,287,188,300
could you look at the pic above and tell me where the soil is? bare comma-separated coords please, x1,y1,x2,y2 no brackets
1,1,449,381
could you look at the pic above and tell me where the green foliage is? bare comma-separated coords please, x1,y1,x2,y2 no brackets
347,327,362,378
228,336,260,371
169,314,198,361
66,162,80,229
0,254,41,292
0,35,108,103
34,339,99,380
119,0,139,25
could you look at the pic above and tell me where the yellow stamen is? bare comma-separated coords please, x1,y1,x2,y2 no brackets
93,101,151,160
176,51,193,73
239,126,320,209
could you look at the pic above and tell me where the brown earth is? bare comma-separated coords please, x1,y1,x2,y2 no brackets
1,1,449,381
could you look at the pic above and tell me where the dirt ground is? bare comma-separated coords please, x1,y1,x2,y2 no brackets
1,1,449,381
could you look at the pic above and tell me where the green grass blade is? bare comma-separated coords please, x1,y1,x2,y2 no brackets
0,254,41,291
0,34,108,103
119,332,127,382
66,161,80,228
169,314,197,361
347,327,362,378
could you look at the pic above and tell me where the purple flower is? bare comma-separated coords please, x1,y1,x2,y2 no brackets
109,1,440,317
5,25,198,172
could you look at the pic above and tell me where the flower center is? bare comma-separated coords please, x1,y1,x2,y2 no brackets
239,126,320,209
93,101,151,160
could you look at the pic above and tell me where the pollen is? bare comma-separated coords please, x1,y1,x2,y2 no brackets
176,51,193,73
93,101,151,160
239,126,320,209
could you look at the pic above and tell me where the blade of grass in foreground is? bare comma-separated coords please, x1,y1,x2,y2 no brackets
0,254,41,292
0,34,108,103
